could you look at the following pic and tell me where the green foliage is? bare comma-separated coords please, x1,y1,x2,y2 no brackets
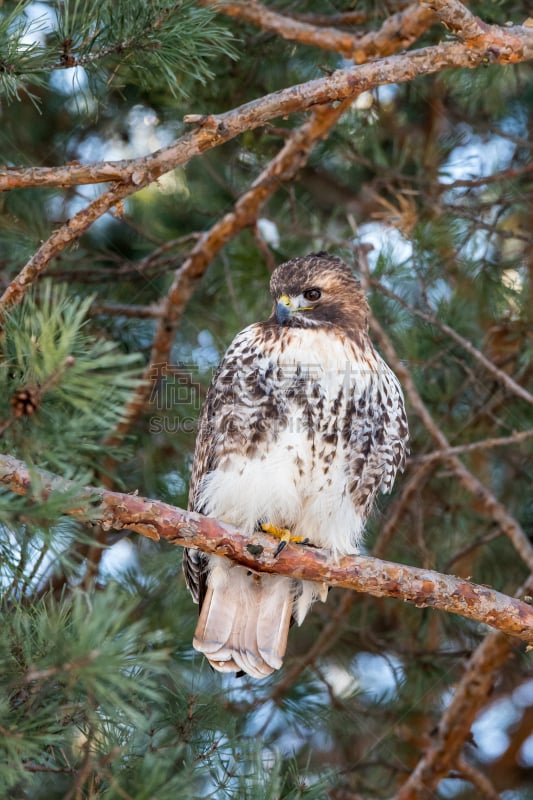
0,0,237,106
0,1,51,105
0,586,171,795
0,282,142,476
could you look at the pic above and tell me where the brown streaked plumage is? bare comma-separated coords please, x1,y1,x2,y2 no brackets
184,252,409,678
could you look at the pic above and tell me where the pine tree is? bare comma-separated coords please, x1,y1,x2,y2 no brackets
1,1,533,798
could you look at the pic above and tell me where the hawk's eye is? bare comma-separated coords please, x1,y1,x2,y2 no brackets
303,288,321,302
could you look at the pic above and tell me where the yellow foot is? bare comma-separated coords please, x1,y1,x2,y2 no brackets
260,523,308,556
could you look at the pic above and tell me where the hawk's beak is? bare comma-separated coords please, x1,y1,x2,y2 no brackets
276,294,292,324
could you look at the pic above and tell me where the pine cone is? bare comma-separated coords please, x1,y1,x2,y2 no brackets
11,388,40,417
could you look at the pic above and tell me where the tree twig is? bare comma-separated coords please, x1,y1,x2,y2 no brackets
410,429,533,463
369,277,533,408
455,756,500,800
90,302,164,319
392,629,515,799
372,461,437,557
1,452,533,645
270,591,356,701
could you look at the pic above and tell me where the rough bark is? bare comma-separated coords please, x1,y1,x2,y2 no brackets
1,453,532,645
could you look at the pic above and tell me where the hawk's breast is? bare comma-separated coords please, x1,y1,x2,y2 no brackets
195,324,382,555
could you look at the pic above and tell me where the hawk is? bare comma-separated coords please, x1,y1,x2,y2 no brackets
184,253,408,678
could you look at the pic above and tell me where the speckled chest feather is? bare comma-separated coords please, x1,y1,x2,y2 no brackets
188,322,408,555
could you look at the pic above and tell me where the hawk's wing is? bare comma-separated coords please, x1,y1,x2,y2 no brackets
345,355,409,519
182,374,220,607
183,325,263,606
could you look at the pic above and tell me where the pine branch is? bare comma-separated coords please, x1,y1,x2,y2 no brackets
1,453,533,645
2,21,531,194
1,20,532,312
392,630,515,800
202,1,434,61
0,1,236,103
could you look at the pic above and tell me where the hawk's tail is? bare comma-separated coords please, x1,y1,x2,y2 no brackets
193,561,293,679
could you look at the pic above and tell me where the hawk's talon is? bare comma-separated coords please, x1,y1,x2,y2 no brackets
261,523,306,557
274,540,288,557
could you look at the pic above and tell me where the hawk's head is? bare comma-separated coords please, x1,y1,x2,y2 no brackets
269,252,369,335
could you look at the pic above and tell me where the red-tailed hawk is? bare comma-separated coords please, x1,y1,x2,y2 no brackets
184,253,408,678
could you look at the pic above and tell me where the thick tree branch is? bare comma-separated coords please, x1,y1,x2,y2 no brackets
426,0,489,41
1,22,530,313
1,453,533,644
203,1,434,62
1,29,531,196
202,0,370,57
